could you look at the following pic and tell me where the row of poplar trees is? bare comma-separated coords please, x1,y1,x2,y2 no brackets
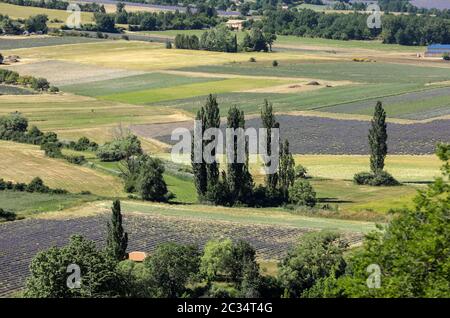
191,95,295,207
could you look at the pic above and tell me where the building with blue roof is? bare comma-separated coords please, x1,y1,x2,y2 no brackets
425,44,450,57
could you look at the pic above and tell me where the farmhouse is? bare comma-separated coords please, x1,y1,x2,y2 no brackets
226,19,245,30
425,44,450,57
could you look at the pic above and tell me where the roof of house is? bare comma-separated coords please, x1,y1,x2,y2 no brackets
427,44,450,49
128,251,148,262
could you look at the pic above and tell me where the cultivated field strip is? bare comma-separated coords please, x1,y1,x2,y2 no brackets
151,115,450,155
0,37,104,50
3,60,145,86
320,87,450,120
0,213,363,296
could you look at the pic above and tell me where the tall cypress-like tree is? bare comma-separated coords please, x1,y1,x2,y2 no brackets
261,100,279,196
233,34,238,53
278,139,295,201
192,107,207,198
204,95,221,194
106,200,128,261
369,101,387,174
226,106,253,204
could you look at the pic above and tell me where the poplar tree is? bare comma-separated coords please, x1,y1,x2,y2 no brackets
226,106,253,204
261,100,279,196
192,107,207,198
369,101,387,174
106,200,128,261
204,95,221,194
278,139,295,201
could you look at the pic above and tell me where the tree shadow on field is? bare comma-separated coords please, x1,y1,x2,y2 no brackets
318,197,354,204
402,181,434,185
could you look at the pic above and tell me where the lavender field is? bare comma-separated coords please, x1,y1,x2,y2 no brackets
0,212,364,296
152,115,450,155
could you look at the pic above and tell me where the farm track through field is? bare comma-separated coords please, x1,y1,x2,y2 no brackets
0,210,363,296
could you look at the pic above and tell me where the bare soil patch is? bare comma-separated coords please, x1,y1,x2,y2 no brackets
3,60,144,86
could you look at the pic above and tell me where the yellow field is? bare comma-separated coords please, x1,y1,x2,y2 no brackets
0,3,94,23
4,41,332,71
294,154,442,182
0,94,191,142
0,141,124,196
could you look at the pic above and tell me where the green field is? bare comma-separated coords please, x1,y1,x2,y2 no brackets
120,201,376,233
141,30,423,53
0,191,99,218
0,36,103,50
321,92,450,119
157,83,433,117
100,78,292,104
0,95,184,132
0,2,94,22
275,35,426,52
294,155,442,183
181,61,450,84
61,72,219,97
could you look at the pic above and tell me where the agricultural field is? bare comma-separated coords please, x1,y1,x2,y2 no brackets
0,141,124,196
0,36,104,50
0,19,449,298
0,94,189,135
0,2,94,22
0,200,368,295
0,85,34,95
154,115,449,154
0,191,99,218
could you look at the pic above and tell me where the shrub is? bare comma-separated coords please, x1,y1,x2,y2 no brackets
96,135,142,162
31,77,50,91
0,53,3,64
272,60,278,67
294,164,308,179
354,171,399,186
200,238,233,281
249,57,256,62
116,260,152,297
207,284,240,298
41,142,62,158
289,179,317,207
144,243,200,298
353,171,374,185
443,53,450,61
165,40,172,49
200,239,257,284
136,156,171,202
26,177,50,193
372,170,399,186
65,155,86,165
49,86,59,93
278,231,347,298
25,235,122,297
0,208,17,222
70,136,98,151
13,182,27,191
26,125,44,144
